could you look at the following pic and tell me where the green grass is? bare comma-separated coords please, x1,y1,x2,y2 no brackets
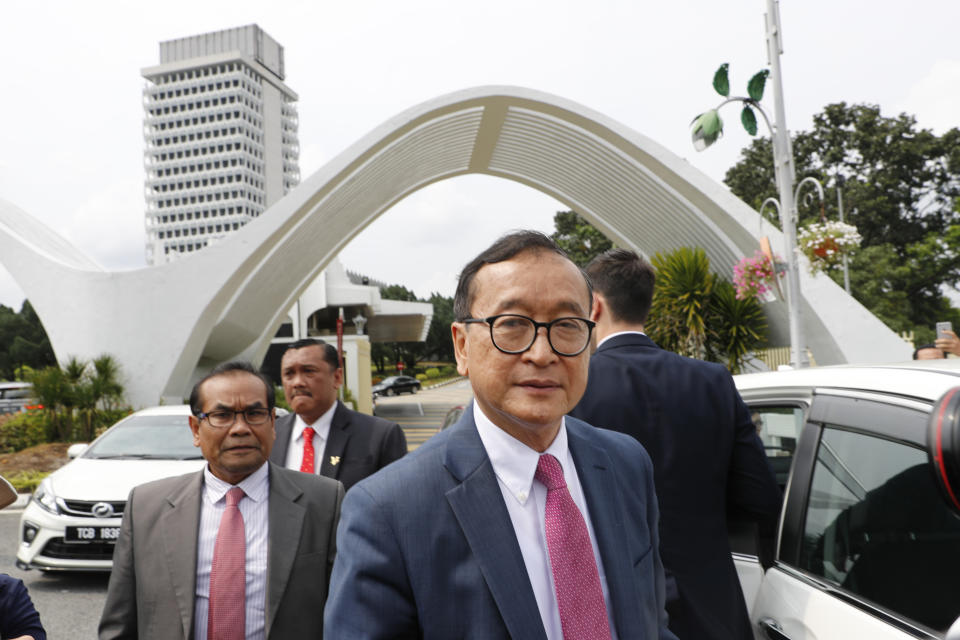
6,470,48,493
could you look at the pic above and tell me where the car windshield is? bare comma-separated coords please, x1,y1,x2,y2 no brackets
84,414,201,459
381,377,399,384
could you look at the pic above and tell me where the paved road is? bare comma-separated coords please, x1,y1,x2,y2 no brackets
374,378,474,450
0,508,108,637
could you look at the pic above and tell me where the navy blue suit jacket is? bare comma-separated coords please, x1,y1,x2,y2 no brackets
324,408,677,639
0,574,46,640
571,333,781,640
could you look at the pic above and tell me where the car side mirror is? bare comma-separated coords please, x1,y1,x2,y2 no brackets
67,443,89,459
928,387,960,517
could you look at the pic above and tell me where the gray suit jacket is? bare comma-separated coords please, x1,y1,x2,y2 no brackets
270,401,407,491
99,462,344,639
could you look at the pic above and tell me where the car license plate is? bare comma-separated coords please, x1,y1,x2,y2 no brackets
64,526,120,543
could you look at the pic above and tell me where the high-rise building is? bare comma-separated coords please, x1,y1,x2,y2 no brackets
141,24,300,264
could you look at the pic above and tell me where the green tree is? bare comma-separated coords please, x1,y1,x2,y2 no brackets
27,355,128,442
724,103,960,339
0,300,55,380
551,211,614,267
423,293,455,362
647,247,767,374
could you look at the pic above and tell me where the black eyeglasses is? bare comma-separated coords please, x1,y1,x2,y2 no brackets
197,408,272,428
463,314,595,356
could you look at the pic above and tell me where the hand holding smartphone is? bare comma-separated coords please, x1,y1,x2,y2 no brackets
937,322,954,340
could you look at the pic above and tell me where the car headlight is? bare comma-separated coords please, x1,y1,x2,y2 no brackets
32,477,59,514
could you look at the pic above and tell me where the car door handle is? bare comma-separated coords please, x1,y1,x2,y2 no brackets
759,617,790,640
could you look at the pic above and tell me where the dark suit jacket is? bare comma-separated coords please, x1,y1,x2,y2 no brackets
99,462,344,640
0,574,45,640
571,333,782,640
323,408,677,639
270,401,407,491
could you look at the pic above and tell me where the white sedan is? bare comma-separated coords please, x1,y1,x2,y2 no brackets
17,405,205,571
733,360,960,639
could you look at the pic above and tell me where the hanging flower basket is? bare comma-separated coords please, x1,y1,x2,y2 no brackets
733,250,779,302
797,220,862,274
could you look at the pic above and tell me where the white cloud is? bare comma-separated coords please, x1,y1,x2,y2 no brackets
898,59,960,134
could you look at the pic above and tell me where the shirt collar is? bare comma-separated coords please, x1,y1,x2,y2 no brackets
293,400,337,441
203,460,269,504
473,403,570,507
596,329,645,349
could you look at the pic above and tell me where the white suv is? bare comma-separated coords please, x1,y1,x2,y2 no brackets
733,360,960,639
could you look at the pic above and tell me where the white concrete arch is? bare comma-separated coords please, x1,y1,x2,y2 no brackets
0,86,909,407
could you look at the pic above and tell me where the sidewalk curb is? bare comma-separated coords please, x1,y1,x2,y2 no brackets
424,376,467,391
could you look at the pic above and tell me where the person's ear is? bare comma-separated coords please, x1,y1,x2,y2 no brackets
452,322,469,377
189,415,202,447
590,293,605,323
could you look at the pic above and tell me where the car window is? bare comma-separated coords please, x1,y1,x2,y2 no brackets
798,426,960,632
85,414,199,459
750,405,804,490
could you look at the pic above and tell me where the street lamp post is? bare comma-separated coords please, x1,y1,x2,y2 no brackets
764,0,808,368
690,0,809,367
835,175,852,294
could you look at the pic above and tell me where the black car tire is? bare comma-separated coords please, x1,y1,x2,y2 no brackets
386,388,395,397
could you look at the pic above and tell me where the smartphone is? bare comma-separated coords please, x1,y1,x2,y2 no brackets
937,321,953,339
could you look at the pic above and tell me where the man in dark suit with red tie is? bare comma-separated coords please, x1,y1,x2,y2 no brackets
571,248,781,640
270,339,407,490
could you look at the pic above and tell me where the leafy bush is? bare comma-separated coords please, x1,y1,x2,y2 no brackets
440,365,457,377
6,470,48,493
415,374,428,382
424,368,441,379
0,411,49,453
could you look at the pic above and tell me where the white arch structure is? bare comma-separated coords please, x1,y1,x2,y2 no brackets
0,86,909,407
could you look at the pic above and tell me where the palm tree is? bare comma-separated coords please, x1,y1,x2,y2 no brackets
647,247,767,373
649,247,715,358
90,355,124,411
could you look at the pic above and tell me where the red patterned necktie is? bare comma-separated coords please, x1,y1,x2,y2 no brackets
208,486,246,640
300,426,316,473
536,454,613,640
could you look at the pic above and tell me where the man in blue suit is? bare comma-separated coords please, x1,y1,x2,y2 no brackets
571,248,781,640
325,231,676,639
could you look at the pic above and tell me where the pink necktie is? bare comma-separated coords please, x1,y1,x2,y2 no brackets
300,426,316,473
208,487,245,640
536,454,613,640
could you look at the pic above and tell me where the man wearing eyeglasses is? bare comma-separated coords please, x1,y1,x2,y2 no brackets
325,231,676,639
100,361,344,640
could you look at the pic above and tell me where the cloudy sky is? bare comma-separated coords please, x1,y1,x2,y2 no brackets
1,0,958,308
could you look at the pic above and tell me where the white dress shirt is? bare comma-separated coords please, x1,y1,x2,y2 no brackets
596,329,645,349
283,402,337,473
195,462,270,640
473,404,619,639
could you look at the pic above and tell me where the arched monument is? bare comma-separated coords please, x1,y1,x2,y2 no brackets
0,86,910,407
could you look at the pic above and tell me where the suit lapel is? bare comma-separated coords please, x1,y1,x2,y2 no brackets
159,471,204,639
265,464,305,636
443,412,548,640
566,420,638,636
320,401,350,478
